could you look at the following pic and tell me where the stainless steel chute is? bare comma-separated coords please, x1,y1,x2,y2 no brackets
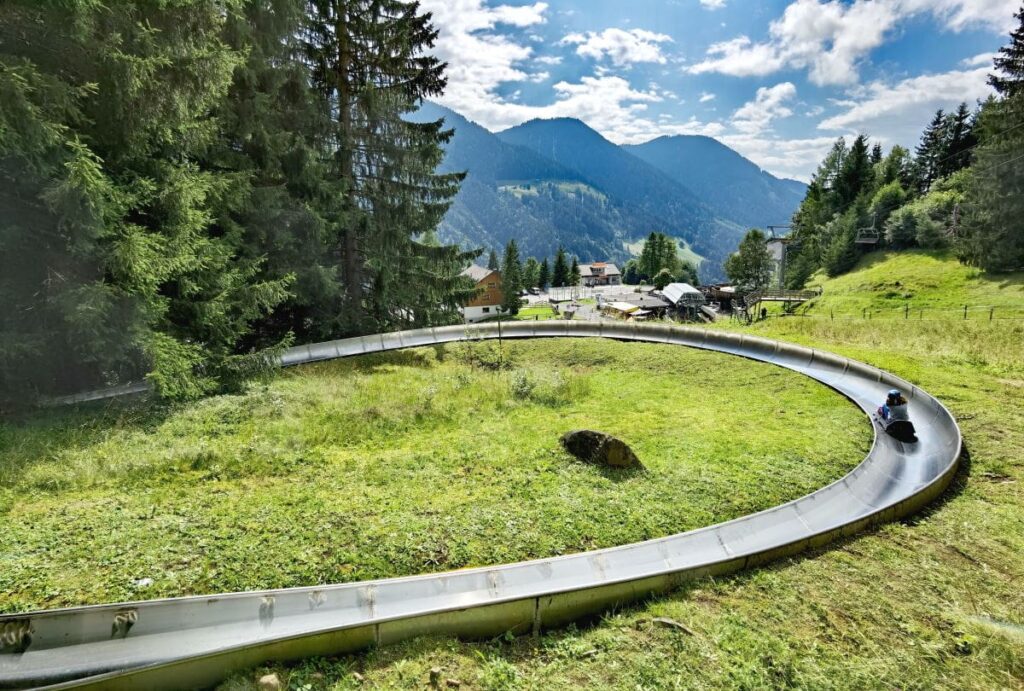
1,322,962,690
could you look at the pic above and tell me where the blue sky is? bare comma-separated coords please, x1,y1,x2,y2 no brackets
419,0,1019,180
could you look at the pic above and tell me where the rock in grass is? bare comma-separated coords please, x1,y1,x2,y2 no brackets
560,430,643,469
257,673,281,691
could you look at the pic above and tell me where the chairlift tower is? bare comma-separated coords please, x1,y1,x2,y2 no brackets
765,225,794,289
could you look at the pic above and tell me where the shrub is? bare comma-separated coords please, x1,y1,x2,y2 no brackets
885,206,918,248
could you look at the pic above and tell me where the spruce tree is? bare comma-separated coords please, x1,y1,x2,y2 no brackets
989,4,1024,97
835,135,874,206
570,257,581,286
523,257,540,290
0,0,289,402
552,246,570,287
939,102,976,178
960,94,1024,271
500,239,523,315
538,257,550,289
915,110,948,193
487,249,500,270
870,143,884,165
300,0,466,332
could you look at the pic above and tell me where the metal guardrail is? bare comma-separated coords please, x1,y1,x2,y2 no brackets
744,289,821,307
0,321,963,690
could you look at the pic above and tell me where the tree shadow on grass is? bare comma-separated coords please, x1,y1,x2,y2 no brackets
0,395,177,495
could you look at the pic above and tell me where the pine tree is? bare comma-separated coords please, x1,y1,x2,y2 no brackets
487,249,500,270
870,143,884,165
538,257,550,289
523,257,540,290
552,246,570,287
835,135,874,206
500,239,523,314
570,257,581,286
939,102,977,178
915,110,948,193
300,0,465,332
989,4,1024,97
959,94,1024,271
0,0,289,402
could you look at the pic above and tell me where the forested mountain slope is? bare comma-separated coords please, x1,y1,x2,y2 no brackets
496,117,743,266
625,135,806,230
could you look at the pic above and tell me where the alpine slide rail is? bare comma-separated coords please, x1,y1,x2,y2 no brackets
1,321,963,690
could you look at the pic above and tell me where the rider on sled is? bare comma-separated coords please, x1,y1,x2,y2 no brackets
878,389,909,422
876,389,917,441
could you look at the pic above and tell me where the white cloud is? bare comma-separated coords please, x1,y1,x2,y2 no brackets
960,51,996,67
561,28,673,66
418,0,548,126
528,71,551,83
699,92,717,103
720,133,837,181
732,82,797,134
818,66,992,143
535,55,563,65
899,0,1019,31
700,0,727,9
688,0,1018,86
689,36,787,78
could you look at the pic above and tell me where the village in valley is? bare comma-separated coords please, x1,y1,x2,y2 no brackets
460,234,816,325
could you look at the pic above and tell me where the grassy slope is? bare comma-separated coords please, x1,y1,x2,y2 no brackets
0,340,867,612
801,249,1024,317
224,251,1024,691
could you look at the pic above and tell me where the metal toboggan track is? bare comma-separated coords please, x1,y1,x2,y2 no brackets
0,321,963,689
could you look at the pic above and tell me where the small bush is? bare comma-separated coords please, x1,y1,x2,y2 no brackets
508,369,590,407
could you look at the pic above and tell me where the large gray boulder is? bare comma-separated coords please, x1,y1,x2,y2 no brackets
560,430,643,470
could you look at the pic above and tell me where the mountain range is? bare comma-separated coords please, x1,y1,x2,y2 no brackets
410,102,806,280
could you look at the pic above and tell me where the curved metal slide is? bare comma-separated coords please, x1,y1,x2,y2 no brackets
0,322,963,690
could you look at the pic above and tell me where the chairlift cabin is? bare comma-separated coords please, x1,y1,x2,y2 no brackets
855,228,880,244
855,213,880,245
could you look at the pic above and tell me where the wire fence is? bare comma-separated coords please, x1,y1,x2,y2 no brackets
759,303,1024,322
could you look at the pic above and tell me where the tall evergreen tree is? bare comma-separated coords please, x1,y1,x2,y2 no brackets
915,110,948,193
300,0,467,332
500,239,523,314
538,257,550,289
835,134,874,206
939,102,977,178
523,257,540,290
570,257,581,286
960,92,1024,271
552,246,570,287
487,249,500,270
989,4,1024,97
870,143,884,165
0,0,289,402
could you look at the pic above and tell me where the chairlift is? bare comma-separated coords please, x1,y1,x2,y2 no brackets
855,213,879,245
855,228,880,244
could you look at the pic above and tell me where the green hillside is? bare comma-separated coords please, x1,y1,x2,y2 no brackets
228,252,1023,690
801,250,1024,316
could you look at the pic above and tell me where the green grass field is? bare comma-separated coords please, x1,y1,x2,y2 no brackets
218,251,1023,690
798,249,1024,319
0,339,867,613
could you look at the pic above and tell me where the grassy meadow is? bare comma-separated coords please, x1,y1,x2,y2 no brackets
0,339,867,613
219,251,1024,690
